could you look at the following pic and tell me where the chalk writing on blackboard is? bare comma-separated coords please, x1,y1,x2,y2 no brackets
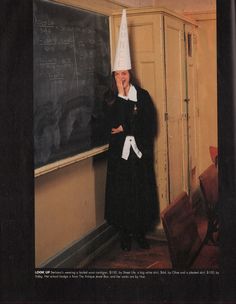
34,0,111,168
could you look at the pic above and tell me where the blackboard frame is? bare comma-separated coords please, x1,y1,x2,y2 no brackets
34,143,108,176
33,0,111,173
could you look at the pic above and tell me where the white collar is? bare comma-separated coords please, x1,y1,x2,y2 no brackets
127,84,137,102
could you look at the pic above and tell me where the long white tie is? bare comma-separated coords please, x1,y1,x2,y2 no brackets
121,136,142,160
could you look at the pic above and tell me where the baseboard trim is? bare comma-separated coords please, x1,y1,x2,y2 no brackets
39,222,118,268
148,224,167,242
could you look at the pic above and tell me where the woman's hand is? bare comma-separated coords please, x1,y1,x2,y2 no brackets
111,125,124,134
115,74,125,96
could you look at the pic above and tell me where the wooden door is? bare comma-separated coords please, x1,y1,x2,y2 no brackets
164,16,189,202
184,23,199,192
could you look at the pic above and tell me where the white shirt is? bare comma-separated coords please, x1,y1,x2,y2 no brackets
118,85,142,160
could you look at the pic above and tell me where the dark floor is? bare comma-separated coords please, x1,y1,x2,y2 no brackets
86,200,211,269
87,236,172,269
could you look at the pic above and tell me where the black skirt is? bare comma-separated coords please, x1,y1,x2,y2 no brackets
105,149,159,234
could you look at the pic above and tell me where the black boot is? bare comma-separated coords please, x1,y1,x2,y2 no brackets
135,233,150,249
120,231,132,251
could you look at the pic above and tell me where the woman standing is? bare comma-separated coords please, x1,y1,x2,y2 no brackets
104,10,159,251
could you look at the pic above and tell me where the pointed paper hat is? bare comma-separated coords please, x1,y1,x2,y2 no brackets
113,9,131,71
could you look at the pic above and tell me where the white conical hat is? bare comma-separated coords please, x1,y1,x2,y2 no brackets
113,9,131,71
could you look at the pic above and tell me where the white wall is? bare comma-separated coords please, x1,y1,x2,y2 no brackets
196,17,217,172
110,0,216,12
153,0,215,12
35,157,107,266
109,0,155,7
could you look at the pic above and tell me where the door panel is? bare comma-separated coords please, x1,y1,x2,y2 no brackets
185,24,199,191
164,16,188,202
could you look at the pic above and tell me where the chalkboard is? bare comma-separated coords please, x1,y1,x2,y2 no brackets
33,0,111,168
